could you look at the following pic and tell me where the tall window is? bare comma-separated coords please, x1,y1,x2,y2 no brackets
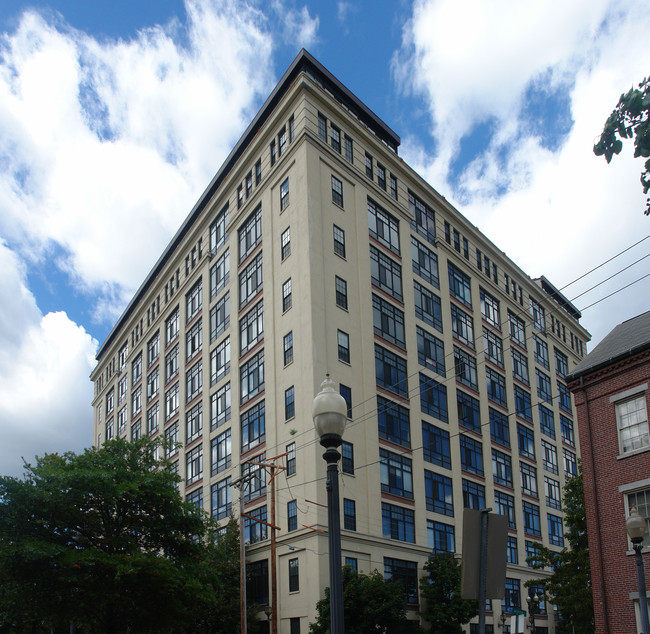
523,501,541,535
490,408,510,447
368,198,400,254
494,490,516,528
239,300,263,355
340,384,352,418
462,479,485,509
239,253,263,308
287,500,298,531
337,330,350,363
341,441,354,474
555,348,569,378
210,337,230,385
414,282,442,332
375,345,408,396
186,320,202,361
377,396,410,447
211,428,231,475
409,191,436,244
448,263,472,307
533,334,549,369
561,414,575,446
335,276,348,309
147,334,159,368
239,206,262,263
417,326,445,376
450,304,474,347
457,390,480,432
514,385,532,421
282,278,292,312
343,499,356,530
508,311,526,348
384,558,418,604
286,442,296,476
186,401,203,443
210,382,231,430
186,280,202,322
480,288,500,327
344,134,353,163
166,308,179,345
211,477,232,520
425,470,453,516
165,382,179,420
411,237,439,288
210,292,230,343
240,350,264,403
333,225,346,258
241,401,265,452
382,503,415,543
542,439,558,474
288,558,300,592
483,327,504,368
280,178,289,210
186,445,203,485
530,298,546,332
545,476,562,509
210,204,229,255
616,394,649,454
331,175,343,207
420,373,449,423
511,348,529,385
210,249,230,300
186,361,202,402
380,449,413,498
377,163,386,190
428,521,455,553
422,421,451,469
373,295,405,348
486,367,507,406
318,112,327,141
146,403,159,435
454,346,478,389
281,228,291,260
390,174,398,200
370,246,402,300
365,152,373,179
460,435,484,475
245,506,267,543
284,332,294,365
330,124,341,152
539,404,555,439
493,449,513,486
520,462,538,497
285,386,295,420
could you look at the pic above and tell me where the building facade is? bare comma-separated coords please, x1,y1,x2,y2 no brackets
568,311,650,634
90,50,590,633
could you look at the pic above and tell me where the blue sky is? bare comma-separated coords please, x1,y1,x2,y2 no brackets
0,0,649,476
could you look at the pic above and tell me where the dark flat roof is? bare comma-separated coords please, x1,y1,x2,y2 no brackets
96,49,400,361
567,310,650,381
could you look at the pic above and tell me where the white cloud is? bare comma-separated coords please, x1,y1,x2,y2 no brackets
0,0,275,322
0,242,97,477
275,4,319,49
396,0,650,346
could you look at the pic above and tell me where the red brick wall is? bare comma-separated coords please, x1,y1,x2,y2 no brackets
570,351,650,634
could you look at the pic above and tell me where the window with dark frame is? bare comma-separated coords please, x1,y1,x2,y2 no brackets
335,276,348,309
333,224,346,258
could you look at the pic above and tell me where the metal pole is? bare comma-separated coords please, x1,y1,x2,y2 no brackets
270,466,278,634
324,447,344,634
635,543,650,634
477,509,489,634
240,492,247,634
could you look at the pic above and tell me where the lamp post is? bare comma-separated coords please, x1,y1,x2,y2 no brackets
527,594,539,633
498,610,508,629
312,375,347,634
627,507,650,634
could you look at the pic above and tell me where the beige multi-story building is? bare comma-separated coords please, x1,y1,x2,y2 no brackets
90,50,590,633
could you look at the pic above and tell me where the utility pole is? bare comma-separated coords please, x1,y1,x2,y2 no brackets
236,453,287,634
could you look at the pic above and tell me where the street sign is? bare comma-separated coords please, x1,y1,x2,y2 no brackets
512,608,526,616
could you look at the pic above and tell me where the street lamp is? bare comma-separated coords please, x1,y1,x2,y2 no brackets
312,375,347,634
527,593,539,633
627,507,650,634
498,610,508,629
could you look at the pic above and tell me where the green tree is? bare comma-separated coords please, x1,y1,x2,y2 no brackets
309,565,420,633
594,76,650,215
418,552,478,633
0,437,240,633
527,466,594,634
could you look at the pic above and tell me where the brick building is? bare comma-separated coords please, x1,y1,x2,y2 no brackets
568,311,650,634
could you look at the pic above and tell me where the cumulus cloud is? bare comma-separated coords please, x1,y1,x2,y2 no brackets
275,3,319,49
396,0,650,345
0,0,275,323
0,242,97,477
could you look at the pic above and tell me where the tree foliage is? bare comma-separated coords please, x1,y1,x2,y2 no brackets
418,552,478,633
309,565,420,633
594,76,650,214
527,466,594,634
0,437,240,633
